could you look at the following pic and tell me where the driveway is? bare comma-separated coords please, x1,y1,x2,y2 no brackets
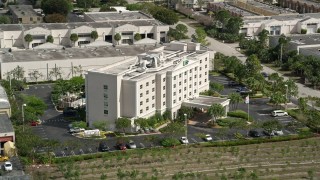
173,21,320,98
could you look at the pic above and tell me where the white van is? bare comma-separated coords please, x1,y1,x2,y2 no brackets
271,110,288,117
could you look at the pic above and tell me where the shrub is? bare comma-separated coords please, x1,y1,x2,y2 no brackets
71,121,87,129
161,138,180,147
217,118,244,127
301,29,307,34
228,110,253,121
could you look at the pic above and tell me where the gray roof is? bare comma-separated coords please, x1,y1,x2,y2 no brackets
0,86,10,109
211,2,257,16
288,34,320,45
8,5,40,17
243,13,320,23
84,11,153,22
0,113,13,134
0,44,159,63
245,1,296,14
0,175,31,180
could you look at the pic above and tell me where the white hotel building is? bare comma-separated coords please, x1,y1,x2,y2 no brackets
86,42,229,130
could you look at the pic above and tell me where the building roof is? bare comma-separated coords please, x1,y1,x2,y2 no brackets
288,34,320,45
134,38,158,45
8,5,39,17
0,86,10,109
211,2,257,16
0,113,13,134
84,11,153,22
0,44,159,63
245,1,297,14
243,13,320,24
183,96,229,108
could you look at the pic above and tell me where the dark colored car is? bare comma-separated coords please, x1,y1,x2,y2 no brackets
249,130,261,137
116,143,127,150
261,72,269,78
236,87,252,94
228,81,240,87
99,142,110,152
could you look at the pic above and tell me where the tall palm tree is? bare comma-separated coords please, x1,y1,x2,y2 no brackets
228,93,243,110
207,104,225,125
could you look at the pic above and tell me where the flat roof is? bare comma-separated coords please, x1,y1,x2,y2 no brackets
246,1,296,14
8,5,39,17
183,96,229,108
288,34,320,45
84,11,153,22
0,86,10,109
0,45,159,63
0,113,13,134
211,2,257,16
243,13,320,24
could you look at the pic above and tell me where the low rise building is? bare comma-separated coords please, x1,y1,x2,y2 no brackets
278,0,320,14
0,11,169,49
86,42,229,130
0,86,11,117
8,5,43,24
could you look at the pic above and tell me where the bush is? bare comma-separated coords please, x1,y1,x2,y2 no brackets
301,29,307,34
217,118,244,127
161,138,181,147
228,110,253,121
72,121,87,129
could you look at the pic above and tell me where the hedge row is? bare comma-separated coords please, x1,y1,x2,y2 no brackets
227,110,253,121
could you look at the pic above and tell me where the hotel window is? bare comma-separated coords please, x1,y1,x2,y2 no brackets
184,94,186,98
199,81,202,85
205,65,208,68
140,85,143,89
184,71,187,75
104,110,108,114
190,69,192,73
173,84,176,88
184,79,187,83
189,84,192,88
104,102,108,106
179,89,181,93
146,82,149,86
163,101,166,106
146,98,149,103
195,67,197,71
194,75,197,78
184,87,186,91
194,90,197,93
146,90,149,95
205,79,207,82
179,82,181,86
200,67,202,71
194,82,197,86
173,92,176,96
140,101,143,105
103,85,108,90
174,76,176,80
163,78,166,82
140,109,143,114
152,96,155,100
163,94,166,98
163,86,166,90
152,104,155,108
179,74,182,78
200,74,202,78
205,72,207,75
173,100,176,104
146,106,149,111
152,80,155,84
152,88,155,92
205,57,208,61
179,97,181,101
200,60,202,63
189,77,192,81
104,94,108,98
189,92,191,96
140,93,143,97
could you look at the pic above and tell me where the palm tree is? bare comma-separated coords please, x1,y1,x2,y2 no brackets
24,34,33,49
207,104,225,126
228,93,243,110
90,31,98,41
70,33,79,47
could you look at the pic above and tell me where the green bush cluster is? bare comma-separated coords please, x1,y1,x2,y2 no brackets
161,138,181,147
217,118,244,127
228,110,253,121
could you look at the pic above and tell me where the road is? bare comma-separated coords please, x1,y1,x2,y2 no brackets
172,21,320,98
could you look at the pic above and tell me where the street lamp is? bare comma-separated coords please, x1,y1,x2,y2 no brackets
184,113,188,145
285,85,288,110
22,104,26,132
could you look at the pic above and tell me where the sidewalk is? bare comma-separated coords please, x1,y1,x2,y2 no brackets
175,20,320,98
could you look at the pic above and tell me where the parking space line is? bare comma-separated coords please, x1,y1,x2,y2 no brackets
140,143,145,148
191,138,198,143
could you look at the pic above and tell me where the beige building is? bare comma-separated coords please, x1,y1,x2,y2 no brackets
8,5,43,24
86,42,229,130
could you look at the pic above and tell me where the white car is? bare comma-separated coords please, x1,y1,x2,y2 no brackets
274,130,284,136
204,134,213,141
180,137,189,144
4,161,12,171
271,110,288,117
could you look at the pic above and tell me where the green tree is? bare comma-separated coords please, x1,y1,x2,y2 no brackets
298,97,307,113
215,10,231,26
92,120,109,131
228,93,243,110
245,54,262,76
191,28,209,46
126,3,143,11
176,106,194,122
70,33,78,47
41,0,72,16
77,0,100,8
44,13,67,23
46,35,54,43
223,56,241,73
90,31,98,41
262,120,282,138
175,24,188,34
270,91,286,108
153,8,178,25
234,64,247,83
115,117,131,133
23,95,47,116
99,5,117,12
11,66,25,80
24,34,33,49
258,29,269,48
134,118,149,128
68,76,85,93
134,33,142,41
210,82,224,92
159,122,184,135
207,104,225,125
114,33,121,45
308,110,320,133
0,16,11,24
225,17,243,34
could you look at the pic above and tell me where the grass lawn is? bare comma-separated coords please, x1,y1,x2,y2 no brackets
27,137,320,179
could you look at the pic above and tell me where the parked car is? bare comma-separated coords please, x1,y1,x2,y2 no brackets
261,72,269,78
4,161,12,171
271,110,288,117
249,130,261,137
236,87,252,94
263,130,275,136
228,81,240,87
180,137,189,144
30,119,41,126
116,143,127,150
204,134,213,141
99,142,110,152
69,127,85,134
0,155,8,162
274,130,284,136
144,127,150,134
127,140,137,149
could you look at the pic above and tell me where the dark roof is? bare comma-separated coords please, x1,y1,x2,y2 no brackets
0,113,13,134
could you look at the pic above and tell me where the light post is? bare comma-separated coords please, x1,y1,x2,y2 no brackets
184,113,187,145
22,104,26,132
285,84,288,110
